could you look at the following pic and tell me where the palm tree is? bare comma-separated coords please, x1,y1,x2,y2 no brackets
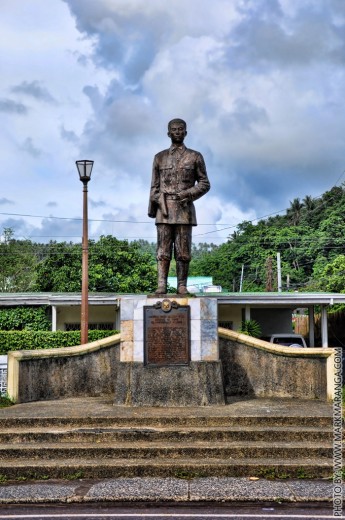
302,195,316,212
287,198,303,226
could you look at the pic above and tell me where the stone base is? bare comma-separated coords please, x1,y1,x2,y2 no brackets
120,296,218,363
114,361,225,407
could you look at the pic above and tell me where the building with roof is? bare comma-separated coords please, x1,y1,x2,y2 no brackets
0,290,344,348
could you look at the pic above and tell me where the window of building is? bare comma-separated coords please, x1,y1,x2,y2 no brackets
218,321,233,330
64,323,115,331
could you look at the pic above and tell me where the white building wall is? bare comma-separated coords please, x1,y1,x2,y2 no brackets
56,305,119,330
251,308,293,335
218,304,242,331
218,305,293,334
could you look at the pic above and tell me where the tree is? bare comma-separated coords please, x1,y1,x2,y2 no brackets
34,241,81,292
287,198,303,226
188,184,345,293
34,235,157,293
88,236,157,293
312,255,345,293
0,228,38,292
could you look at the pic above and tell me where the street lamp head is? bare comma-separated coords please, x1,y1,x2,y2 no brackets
76,160,94,183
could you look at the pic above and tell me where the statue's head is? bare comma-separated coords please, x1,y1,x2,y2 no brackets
168,119,187,144
168,118,187,131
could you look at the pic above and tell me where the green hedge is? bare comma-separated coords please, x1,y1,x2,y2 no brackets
0,307,51,331
0,330,119,354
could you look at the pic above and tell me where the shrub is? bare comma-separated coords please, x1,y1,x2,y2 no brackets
239,319,262,338
0,307,51,331
0,329,119,354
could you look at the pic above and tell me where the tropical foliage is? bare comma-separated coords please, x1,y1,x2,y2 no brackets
0,329,117,354
239,319,262,338
0,307,51,331
187,184,345,294
1,183,345,295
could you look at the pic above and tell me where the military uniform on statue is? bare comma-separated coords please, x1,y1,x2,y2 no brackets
148,118,210,294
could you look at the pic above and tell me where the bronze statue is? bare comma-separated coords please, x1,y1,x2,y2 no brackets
148,119,210,294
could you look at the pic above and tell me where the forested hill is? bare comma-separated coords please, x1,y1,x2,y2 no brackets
1,184,345,294
188,184,345,293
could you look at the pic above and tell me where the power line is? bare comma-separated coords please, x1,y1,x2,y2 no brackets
1,174,345,242
0,212,229,227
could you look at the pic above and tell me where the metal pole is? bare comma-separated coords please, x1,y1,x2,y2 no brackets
309,305,315,348
239,264,244,292
321,305,328,348
81,181,89,344
277,252,282,292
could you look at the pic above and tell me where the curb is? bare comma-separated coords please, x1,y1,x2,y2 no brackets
0,477,338,504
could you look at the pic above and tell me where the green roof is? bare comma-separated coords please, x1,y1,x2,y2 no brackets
167,276,212,290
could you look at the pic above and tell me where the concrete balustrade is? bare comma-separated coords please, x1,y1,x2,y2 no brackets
7,334,121,403
7,327,334,404
219,328,335,401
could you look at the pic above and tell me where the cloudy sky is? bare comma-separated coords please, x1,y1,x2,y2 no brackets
1,0,345,245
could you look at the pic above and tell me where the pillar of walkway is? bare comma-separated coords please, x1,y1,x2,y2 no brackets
51,305,57,332
320,305,328,348
308,306,315,347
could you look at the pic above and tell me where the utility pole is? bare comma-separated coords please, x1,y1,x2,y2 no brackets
277,252,282,292
239,264,244,292
265,256,273,292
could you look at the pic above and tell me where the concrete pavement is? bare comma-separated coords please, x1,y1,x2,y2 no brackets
0,476,340,504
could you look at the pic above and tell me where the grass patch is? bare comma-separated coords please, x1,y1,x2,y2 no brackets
296,468,314,479
258,467,288,480
174,469,205,480
257,467,318,480
0,394,14,408
63,471,84,480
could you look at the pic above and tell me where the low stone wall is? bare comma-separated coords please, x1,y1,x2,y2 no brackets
7,334,121,403
114,361,225,407
7,328,335,404
219,328,335,401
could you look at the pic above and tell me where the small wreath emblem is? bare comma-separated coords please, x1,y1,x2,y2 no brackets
161,299,172,312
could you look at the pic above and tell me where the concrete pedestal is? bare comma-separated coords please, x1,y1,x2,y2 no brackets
116,296,225,406
114,361,224,406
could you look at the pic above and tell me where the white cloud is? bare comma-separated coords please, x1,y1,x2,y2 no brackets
1,0,345,245
11,81,57,104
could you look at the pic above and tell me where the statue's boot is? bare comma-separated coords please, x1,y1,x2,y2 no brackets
155,259,170,294
177,260,189,295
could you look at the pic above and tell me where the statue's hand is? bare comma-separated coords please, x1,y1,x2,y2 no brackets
177,190,191,202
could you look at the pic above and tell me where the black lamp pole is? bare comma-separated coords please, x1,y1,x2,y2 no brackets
76,160,94,344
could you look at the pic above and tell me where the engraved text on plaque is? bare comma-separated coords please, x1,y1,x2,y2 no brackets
144,299,190,366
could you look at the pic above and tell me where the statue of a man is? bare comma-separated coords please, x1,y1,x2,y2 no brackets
148,119,210,294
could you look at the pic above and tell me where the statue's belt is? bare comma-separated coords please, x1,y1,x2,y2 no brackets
165,194,180,200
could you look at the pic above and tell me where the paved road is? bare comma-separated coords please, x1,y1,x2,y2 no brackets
0,503,338,520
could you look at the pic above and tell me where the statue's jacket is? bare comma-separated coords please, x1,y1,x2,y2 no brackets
148,144,210,225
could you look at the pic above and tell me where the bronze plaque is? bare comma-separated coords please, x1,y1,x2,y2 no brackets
144,299,190,366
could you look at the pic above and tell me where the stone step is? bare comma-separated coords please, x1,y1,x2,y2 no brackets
0,415,332,429
0,457,333,480
0,441,335,461
0,425,332,443
0,399,332,480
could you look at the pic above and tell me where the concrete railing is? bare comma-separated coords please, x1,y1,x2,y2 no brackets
7,328,335,404
7,334,121,403
219,328,335,401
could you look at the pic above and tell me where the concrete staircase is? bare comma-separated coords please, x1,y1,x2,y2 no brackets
0,402,335,480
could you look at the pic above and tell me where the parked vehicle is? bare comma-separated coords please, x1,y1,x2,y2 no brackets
262,333,307,348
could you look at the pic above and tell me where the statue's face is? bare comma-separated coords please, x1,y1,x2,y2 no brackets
168,123,187,145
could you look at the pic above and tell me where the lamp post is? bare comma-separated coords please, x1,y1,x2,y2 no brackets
76,160,94,344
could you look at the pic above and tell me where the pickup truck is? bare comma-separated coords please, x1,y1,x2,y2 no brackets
262,333,307,348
